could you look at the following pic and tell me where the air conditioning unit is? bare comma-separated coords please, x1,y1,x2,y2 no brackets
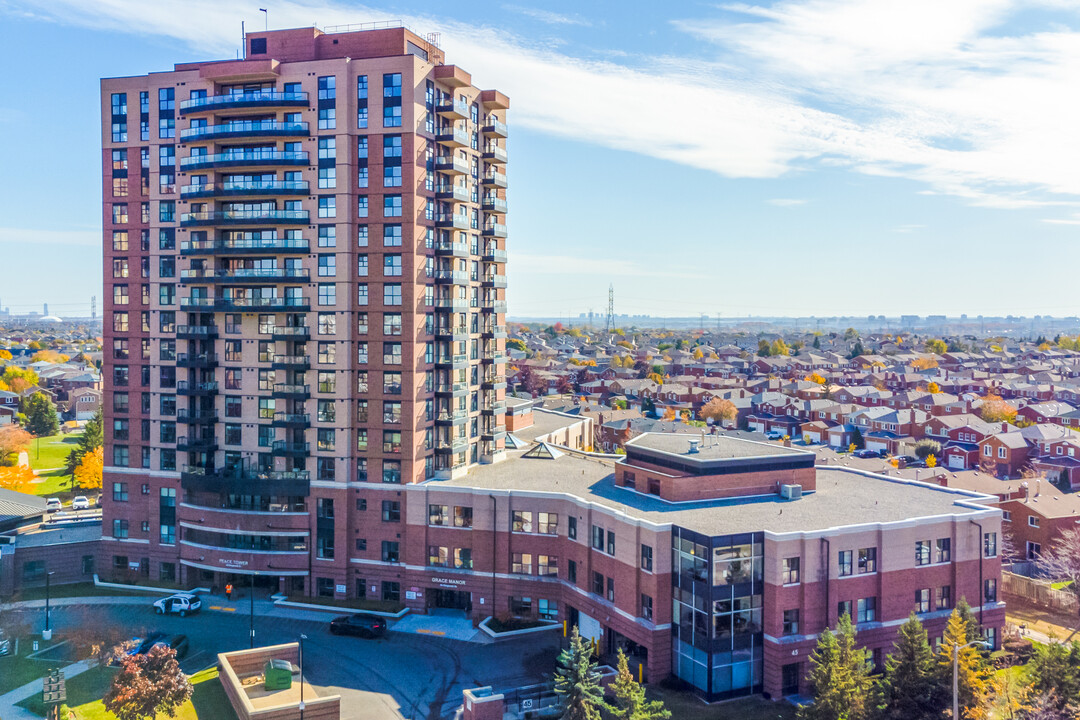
780,484,803,500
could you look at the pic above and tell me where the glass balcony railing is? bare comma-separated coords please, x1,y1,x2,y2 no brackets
180,180,309,197
180,150,309,170
483,119,509,137
179,91,309,113
180,237,309,254
180,120,309,141
179,268,310,282
180,209,309,226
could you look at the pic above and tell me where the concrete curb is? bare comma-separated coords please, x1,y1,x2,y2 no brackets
478,616,561,639
270,594,410,618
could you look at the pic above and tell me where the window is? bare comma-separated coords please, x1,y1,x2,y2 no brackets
382,581,400,600
537,512,558,535
607,530,616,555
568,516,577,540
837,600,852,619
539,599,558,620
641,594,653,621
592,571,604,595
512,511,533,533
454,506,473,527
454,548,472,569
381,500,401,522
607,577,615,602
641,544,653,572
318,254,336,277
783,609,799,636
915,539,933,569
984,532,998,558
508,596,532,615
856,597,877,623
568,559,577,584
383,165,402,187
113,519,129,539
984,578,998,603
838,550,853,577
381,542,400,563
383,225,402,246
782,557,800,585
383,195,402,217
935,538,951,564
384,284,402,305
512,553,532,574
318,283,336,306
384,255,402,276
591,525,604,550
858,547,877,573
915,588,931,614
538,555,558,576
1029,516,1041,528
937,585,952,610
318,196,336,218
428,546,449,567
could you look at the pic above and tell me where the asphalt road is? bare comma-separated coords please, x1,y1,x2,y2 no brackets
4,603,559,720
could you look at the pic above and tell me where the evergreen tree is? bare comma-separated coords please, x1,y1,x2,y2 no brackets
554,626,605,720
1028,640,1080,712
23,392,59,436
607,649,670,720
934,609,990,719
66,408,103,486
849,341,865,359
876,613,942,720
813,336,821,349
799,614,874,720
851,427,865,450
954,597,981,644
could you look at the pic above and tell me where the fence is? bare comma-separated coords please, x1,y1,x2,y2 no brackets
1002,571,1078,615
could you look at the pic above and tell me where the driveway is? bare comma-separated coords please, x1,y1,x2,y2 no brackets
2,602,559,720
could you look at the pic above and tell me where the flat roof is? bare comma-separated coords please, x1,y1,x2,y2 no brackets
628,432,810,461
427,451,997,537
13,521,101,548
510,409,586,444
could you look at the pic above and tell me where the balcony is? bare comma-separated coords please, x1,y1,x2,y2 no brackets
436,127,470,147
177,409,218,425
433,298,470,312
181,296,311,312
180,150,309,171
435,184,470,203
179,91,309,114
434,325,469,341
180,237,310,255
180,180,309,199
435,409,468,426
435,437,469,453
180,465,310,495
180,209,309,227
481,300,508,315
180,120,309,142
435,156,470,175
481,423,506,440
482,171,508,188
482,196,507,213
176,353,218,368
482,274,508,289
271,441,310,457
434,240,470,258
437,98,469,119
176,436,218,453
482,119,508,138
481,324,508,339
175,324,219,339
482,399,507,413
272,383,310,399
180,268,310,283
177,381,219,396
481,246,507,263
271,412,311,428
434,381,468,397
483,146,508,165
433,270,470,286
271,325,310,341
482,223,508,238
271,355,311,371
434,213,471,231
482,373,508,390
435,353,468,367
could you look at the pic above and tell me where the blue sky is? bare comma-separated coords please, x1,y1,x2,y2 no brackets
3,0,1080,318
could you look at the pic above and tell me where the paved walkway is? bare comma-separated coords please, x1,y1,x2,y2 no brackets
389,613,482,642
1006,603,1080,644
0,658,96,720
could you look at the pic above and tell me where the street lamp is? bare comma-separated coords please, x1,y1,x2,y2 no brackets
249,572,256,649
298,633,307,720
43,571,55,640
952,639,992,720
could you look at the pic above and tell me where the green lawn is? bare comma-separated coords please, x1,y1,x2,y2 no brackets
9,582,137,602
650,687,797,720
25,432,84,498
0,635,57,695
17,666,237,720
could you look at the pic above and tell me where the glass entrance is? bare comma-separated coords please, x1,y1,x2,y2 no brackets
428,588,471,612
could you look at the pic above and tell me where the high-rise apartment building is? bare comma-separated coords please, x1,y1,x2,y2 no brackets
99,25,509,594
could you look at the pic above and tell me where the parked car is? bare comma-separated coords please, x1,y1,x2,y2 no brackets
130,632,167,656
329,614,386,639
894,454,917,465
71,496,90,510
854,449,880,459
148,634,189,660
765,430,784,440
153,593,202,617
45,498,62,513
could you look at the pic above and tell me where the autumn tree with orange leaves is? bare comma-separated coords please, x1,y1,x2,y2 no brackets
980,394,1018,424
0,465,35,493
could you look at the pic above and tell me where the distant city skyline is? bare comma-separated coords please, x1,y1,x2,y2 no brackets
4,1,1080,315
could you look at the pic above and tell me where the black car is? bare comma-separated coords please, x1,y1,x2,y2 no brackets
853,449,879,459
329,614,386,639
151,634,190,660
130,632,168,656
895,454,917,464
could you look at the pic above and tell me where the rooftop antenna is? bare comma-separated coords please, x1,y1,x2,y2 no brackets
260,8,268,31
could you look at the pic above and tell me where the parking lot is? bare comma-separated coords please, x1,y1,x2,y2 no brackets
2,601,559,720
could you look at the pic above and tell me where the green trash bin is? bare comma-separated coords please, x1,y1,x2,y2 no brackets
263,659,293,690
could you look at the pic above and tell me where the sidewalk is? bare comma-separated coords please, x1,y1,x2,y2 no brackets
1006,601,1080,644
0,658,96,720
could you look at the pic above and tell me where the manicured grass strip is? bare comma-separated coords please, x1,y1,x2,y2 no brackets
283,594,404,613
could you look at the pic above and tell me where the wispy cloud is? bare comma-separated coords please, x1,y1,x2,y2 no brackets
0,227,100,247
11,0,1080,210
891,224,925,233
502,4,590,26
768,198,807,206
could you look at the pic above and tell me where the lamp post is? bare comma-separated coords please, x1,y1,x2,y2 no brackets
298,633,307,720
249,572,256,648
952,639,991,720
43,571,55,640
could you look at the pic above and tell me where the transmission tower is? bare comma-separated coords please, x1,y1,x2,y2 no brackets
605,284,614,334
91,296,97,320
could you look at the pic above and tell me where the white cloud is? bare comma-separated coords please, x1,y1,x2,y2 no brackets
502,5,590,26
11,0,1080,209
768,198,807,206
0,227,100,247
891,224,925,233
